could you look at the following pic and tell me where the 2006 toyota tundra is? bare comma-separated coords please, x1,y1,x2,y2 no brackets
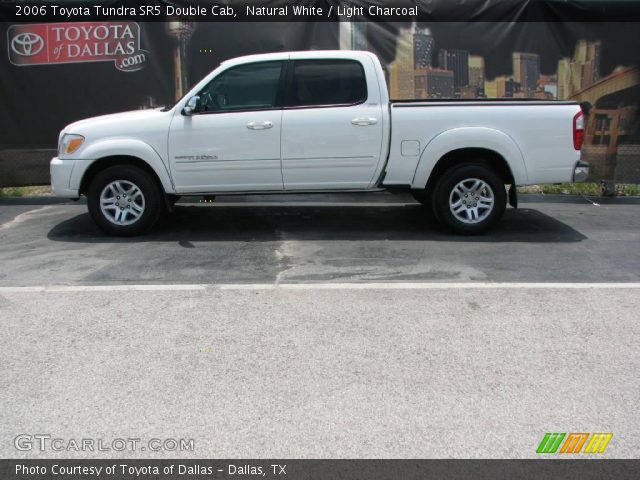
51,50,589,235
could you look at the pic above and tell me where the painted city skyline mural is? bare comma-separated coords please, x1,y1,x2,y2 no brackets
342,22,637,102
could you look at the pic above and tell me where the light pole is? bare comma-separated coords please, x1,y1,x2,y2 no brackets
166,21,196,101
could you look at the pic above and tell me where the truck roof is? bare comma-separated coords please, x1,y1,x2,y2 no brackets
221,50,378,67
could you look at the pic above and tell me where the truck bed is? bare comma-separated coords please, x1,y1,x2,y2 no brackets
383,100,582,188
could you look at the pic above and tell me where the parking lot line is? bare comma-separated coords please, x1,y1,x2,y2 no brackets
0,282,639,293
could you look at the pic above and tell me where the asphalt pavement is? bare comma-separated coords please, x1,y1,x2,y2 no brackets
0,193,638,458
0,193,639,285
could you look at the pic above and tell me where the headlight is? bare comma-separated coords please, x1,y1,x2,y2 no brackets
59,134,85,155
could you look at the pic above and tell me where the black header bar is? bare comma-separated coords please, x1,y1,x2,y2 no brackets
2,0,640,23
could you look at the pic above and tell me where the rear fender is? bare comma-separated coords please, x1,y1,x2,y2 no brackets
412,127,528,189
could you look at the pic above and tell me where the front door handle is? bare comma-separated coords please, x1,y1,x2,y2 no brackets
351,117,378,126
247,121,273,130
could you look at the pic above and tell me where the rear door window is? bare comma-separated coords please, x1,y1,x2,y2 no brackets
286,59,367,107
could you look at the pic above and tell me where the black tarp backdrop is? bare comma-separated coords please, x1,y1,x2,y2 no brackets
0,1,639,187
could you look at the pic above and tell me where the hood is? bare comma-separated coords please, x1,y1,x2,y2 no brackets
65,108,169,134
58,107,175,159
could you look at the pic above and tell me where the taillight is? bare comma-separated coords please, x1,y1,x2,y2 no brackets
573,111,585,150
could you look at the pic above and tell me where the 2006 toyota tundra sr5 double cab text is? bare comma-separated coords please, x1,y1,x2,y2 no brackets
51,50,589,235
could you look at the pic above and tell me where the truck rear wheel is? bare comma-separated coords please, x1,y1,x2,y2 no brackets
433,163,506,234
87,165,163,236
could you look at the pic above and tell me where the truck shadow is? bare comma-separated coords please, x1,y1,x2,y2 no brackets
47,204,587,243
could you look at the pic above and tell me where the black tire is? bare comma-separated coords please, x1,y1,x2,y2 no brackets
87,165,164,236
412,190,432,206
432,163,507,235
411,190,438,222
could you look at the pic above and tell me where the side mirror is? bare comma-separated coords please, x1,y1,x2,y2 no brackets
182,95,201,116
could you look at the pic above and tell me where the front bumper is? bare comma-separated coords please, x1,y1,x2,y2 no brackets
572,160,590,183
50,157,80,198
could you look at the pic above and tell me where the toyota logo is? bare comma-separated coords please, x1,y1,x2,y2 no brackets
10,32,45,56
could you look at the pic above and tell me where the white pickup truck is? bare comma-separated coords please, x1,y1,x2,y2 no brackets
51,50,588,235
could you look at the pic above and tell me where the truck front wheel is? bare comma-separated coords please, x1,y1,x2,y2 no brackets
433,163,506,234
87,165,164,236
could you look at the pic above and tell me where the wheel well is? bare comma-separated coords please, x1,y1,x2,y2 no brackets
426,148,514,185
79,155,165,195
424,148,517,208
426,148,515,197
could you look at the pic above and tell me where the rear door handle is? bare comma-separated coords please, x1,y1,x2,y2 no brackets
247,121,273,130
351,117,378,126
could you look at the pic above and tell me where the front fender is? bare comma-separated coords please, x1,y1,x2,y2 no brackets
69,138,175,193
411,127,528,189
